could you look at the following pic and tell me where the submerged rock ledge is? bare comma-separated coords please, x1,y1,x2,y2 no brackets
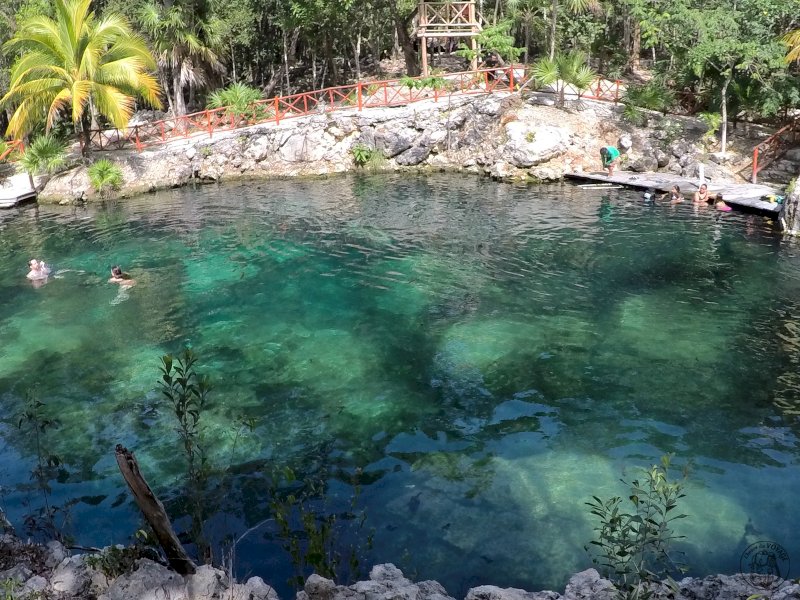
2,534,797,600
37,92,787,205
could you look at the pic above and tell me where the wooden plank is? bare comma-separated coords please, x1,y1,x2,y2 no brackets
565,171,781,214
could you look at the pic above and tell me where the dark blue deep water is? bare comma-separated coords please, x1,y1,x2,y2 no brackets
1,174,799,594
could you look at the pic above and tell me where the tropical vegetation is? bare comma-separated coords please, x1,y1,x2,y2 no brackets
1,0,162,154
0,0,797,151
87,157,123,195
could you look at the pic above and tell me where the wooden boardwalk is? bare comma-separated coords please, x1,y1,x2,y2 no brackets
565,171,782,214
0,172,37,208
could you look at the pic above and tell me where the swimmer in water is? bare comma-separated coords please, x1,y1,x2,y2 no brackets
27,259,51,280
109,265,136,287
714,193,732,212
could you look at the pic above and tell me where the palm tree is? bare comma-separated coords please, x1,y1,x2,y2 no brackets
1,0,162,155
532,50,597,108
137,2,223,116
19,134,67,189
785,29,800,63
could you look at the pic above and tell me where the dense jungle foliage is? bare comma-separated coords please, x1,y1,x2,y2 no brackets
0,0,798,138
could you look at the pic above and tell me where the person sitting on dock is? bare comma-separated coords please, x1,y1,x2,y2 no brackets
599,146,621,176
693,183,710,204
27,259,51,281
714,193,731,212
109,265,136,287
659,185,683,203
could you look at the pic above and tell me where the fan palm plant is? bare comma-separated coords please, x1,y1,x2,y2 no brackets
0,0,162,155
532,51,597,108
19,134,68,189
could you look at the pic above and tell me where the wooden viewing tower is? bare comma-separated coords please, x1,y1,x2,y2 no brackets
417,0,482,76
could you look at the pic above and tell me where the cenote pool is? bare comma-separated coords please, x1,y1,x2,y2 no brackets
1,173,799,594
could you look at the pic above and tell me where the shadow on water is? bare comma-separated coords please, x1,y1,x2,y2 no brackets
1,174,800,594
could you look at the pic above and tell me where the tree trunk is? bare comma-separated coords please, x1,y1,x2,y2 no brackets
230,40,237,83
353,31,362,80
629,19,641,73
173,69,186,116
549,0,558,60
720,70,731,156
282,29,291,95
115,445,197,575
80,110,92,156
395,14,419,76
324,32,339,85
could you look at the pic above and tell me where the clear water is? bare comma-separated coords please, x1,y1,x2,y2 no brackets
1,174,799,594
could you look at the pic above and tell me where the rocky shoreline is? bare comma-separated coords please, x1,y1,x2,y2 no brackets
37,92,797,205
2,532,798,600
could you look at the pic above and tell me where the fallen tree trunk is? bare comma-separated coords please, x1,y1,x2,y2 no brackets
115,444,197,575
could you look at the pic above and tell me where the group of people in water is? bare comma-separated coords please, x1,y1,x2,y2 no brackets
26,261,135,287
600,144,732,212
656,183,731,211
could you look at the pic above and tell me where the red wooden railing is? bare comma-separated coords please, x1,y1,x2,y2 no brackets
84,67,622,152
0,139,24,162
751,119,800,183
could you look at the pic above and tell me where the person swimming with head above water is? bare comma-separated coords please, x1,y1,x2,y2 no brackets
109,265,136,286
693,183,710,204
713,193,731,212
27,259,51,280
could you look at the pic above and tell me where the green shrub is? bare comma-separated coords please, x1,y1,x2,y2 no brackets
351,143,382,168
698,112,722,146
532,51,597,108
207,82,267,121
622,104,648,126
88,159,123,196
586,455,688,599
19,134,67,176
623,81,676,113
399,75,418,90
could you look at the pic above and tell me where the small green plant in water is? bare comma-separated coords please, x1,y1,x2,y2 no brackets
270,466,373,589
585,455,689,599
88,159,123,197
17,389,69,541
159,348,213,561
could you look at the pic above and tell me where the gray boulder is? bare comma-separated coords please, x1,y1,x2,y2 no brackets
629,156,658,172
562,569,614,600
374,127,416,158
99,558,186,600
503,122,567,168
186,564,227,599
51,556,91,597
396,145,432,166
465,585,559,600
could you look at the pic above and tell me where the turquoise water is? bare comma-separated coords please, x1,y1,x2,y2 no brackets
1,174,800,594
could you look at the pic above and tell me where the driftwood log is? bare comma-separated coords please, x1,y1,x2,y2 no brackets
115,444,197,575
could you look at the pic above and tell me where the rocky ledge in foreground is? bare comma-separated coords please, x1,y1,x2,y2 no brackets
2,533,799,600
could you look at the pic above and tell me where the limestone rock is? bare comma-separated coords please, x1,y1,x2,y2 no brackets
374,126,416,158
503,122,567,168
396,145,432,166
20,575,48,598
100,559,186,600
305,573,337,600
562,569,614,600
654,149,670,168
186,564,226,599
51,556,91,597
465,585,559,600
629,156,658,172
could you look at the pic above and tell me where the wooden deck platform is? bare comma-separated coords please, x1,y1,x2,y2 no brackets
565,171,782,214
0,173,37,208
